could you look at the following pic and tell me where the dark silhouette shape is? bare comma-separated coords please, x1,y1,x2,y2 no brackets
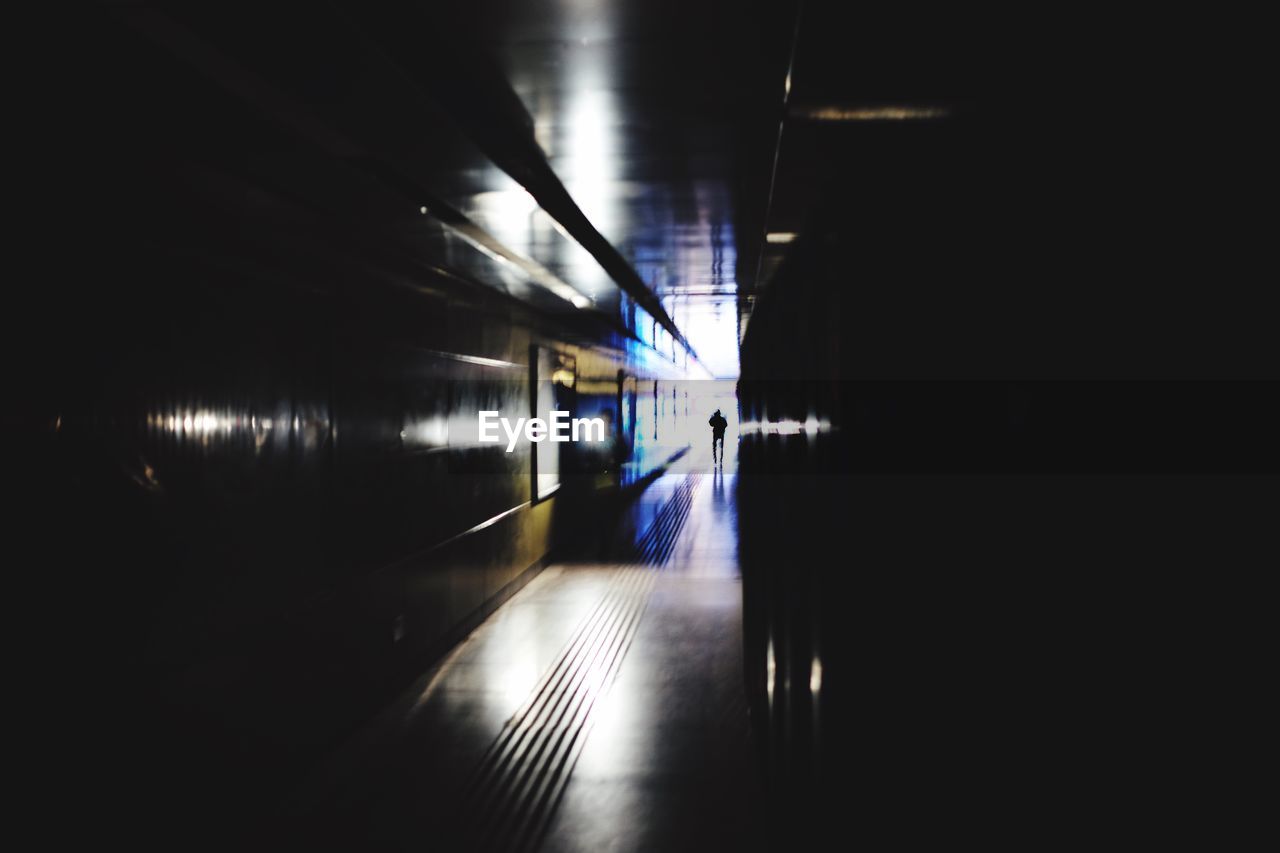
708,409,728,466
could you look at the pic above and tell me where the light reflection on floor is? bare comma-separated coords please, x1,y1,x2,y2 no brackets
290,443,760,850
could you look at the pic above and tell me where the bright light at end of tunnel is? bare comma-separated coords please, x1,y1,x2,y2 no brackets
675,311,739,378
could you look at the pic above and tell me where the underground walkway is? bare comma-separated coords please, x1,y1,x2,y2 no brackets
279,442,762,851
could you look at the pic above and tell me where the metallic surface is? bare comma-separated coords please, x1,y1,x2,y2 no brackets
22,5,763,842
469,0,795,377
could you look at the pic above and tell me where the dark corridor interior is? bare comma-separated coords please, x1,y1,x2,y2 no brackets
10,2,1278,851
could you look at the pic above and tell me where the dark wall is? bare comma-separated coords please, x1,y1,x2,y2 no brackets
735,99,1278,848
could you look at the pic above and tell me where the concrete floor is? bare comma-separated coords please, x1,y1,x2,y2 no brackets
282,442,764,851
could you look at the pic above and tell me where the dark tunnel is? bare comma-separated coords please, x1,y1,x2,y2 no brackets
8,2,1277,850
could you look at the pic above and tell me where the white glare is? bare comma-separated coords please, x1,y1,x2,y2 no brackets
766,639,777,703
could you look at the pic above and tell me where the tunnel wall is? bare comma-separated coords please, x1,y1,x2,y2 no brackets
21,202,692,829
734,111,1279,847
12,9,703,834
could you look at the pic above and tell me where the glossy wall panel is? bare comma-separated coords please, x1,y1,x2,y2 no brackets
14,8,706,837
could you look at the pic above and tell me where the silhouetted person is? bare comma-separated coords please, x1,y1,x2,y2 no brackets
708,409,728,466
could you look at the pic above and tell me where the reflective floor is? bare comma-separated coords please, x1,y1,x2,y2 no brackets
282,441,761,851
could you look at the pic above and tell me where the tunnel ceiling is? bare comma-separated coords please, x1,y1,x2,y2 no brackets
471,0,796,379
330,0,803,380
104,2,976,381
744,5,984,347
107,2,796,380
457,1,982,372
